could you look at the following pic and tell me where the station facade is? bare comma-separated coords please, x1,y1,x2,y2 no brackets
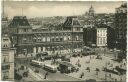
9,16,84,55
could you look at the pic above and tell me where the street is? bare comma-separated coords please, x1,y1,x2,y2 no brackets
15,58,83,81
14,47,126,82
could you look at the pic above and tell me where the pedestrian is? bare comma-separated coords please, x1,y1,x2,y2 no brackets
80,73,83,78
46,72,48,76
44,72,48,79
96,71,98,75
120,78,122,81
109,74,111,78
120,64,122,68
88,67,90,72
111,64,113,67
112,68,114,71
78,59,80,63
44,74,46,79
82,72,84,76
115,78,117,82
124,63,125,66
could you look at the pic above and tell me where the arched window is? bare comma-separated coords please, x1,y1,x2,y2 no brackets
42,37,46,42
47,37,50,42
33,37,36,42
68,36,71,40
76,36,79,41
64,36,67,41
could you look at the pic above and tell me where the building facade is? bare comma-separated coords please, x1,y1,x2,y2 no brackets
1,34,15,81
96,26,107,47
83,26,96,47
115,3,127,51
9,16,83,55
83,24,108,47
114,3,127,59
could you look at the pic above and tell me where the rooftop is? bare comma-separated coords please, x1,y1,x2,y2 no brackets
63,16,82,30
95,24,109,28
9,16,30,28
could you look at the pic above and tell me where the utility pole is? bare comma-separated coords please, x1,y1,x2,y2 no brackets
105,62,107,81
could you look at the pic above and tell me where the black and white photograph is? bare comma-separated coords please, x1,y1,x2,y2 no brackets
1,0,127,82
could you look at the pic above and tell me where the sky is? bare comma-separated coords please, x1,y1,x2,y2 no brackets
3,1,126,18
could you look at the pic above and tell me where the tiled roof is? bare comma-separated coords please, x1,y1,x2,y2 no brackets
9,16,30,27
63,16,81,28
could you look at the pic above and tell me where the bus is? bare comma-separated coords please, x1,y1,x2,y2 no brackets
43,64,57,73
30,60,44,67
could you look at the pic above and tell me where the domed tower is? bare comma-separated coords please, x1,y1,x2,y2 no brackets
89,5,95,17
85,5,95,28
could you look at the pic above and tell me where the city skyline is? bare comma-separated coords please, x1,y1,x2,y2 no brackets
3,1,125,18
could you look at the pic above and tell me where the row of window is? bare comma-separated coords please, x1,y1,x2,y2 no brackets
22,36,81,43
33,44,82,52
97,30,107,33
97,37,107,45
18,28,31,33
97,32,107,37
73,27,82,31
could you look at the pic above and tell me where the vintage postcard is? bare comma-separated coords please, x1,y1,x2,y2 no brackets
1,0,127,82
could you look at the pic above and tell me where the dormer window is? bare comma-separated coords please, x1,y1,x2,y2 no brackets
3,44,8,48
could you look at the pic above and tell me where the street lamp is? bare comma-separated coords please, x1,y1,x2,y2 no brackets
104,43,107,56
114,41,118,60
104,62,107,81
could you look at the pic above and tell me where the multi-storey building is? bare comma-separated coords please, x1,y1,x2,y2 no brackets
83,24,108,47
83,26,96,47
2,17,10,35
9,16,83,55
114,3,127,59
96,24,107,47
107,27,116,49
1,34,15,81
115,3,127,51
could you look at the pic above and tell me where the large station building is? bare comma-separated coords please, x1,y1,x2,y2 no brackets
9,16,84,55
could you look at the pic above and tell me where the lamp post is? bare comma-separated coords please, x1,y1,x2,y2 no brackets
105,62,107,81
114,41,119,60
